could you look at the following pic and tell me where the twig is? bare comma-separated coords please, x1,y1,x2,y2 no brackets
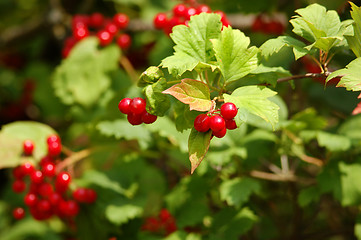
249,170,315,184
56,149,92,172
277,72,330,83
299,154,324,167
119,56,138,83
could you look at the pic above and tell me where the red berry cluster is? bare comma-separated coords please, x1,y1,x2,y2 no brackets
118,97,157,125
251,15,285,35
153,3,230,35
11,135,97,221
141,209,177,236
62,12,131,58
194,102,238,138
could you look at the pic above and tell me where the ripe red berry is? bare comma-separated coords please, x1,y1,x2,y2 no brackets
213,127,227,138
118,98,132,114
141,111,157,124
47,134,61,145
38,182,53,197
113,13,129,29
23,140,34,155
185,7,197,20
30,170,44,184
22,162,35,176
42,162,56,177
209,115,226,132
12,179,26,193
197,4,212,13
154,13,168,29
104,22,119,36
130,97,146,114
73,26,89,41
97,30,113,46
24,193,38,206
194,114,210,132
225,119,237,130
48,141,62,157
221,102,238,119
252,16,263,32
159,208,172,223
59,200,79,217
55,172,71,193
13,166,25,179
72,15,89,29
264,21,284,35
85,189,97,203
89,12,104,28
37,199,51,212
116,33,131,49
73,188,87,202
13,207,25,220
127,112,143,125
173,4,188,17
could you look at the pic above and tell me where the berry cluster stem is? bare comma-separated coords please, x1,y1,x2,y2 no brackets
56,149,92,172
119,55,138,82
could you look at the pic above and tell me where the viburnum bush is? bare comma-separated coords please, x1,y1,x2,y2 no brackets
1,0,361,239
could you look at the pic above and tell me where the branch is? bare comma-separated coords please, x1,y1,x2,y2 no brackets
277,72,331,83
56,149,92,172
249,170,315,184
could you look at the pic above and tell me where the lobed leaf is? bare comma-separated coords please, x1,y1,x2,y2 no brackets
260,36,308,60
345,2,361,57
326,57,361,91
143,78,170,116
188,128,212,174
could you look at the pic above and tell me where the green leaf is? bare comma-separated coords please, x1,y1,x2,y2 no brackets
105,204,143,225
211,26,258,82
162,79,213,112
0,121,56,169
188,128,212,174
246,65,291,89
219,177,261,207
298,186,320,207
138,66,164,87
144,78,170,116
355,215,361,240
345,2,361,57
161,13,222,76
339,114,361,143
260,36,308,60
339,161,361,206
223,86,279,130
326,57,361,91
316,131,351,152
96,119,151,149
53,37,120,107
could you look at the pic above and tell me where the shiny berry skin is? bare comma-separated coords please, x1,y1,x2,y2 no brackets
23,140,34,155
55,172,71,193
49,192,62,206
60,200,79,217
24,193,38,206
127,112,143,125
40,155,54,167
173,4,187,17
85,189,97,203
197,4,212,13
73,188,87,202
113,13,129,29
30,170,44,184
116,33,131,49
72,15,89,29
212,127,227,138
209,115,226,132
153,13,168,29
221,102,238,119
118,98,132,114
89,12,104,28
129,97,146,114
13,207,25,220
194,114,210,132
97,30,113,46
38,182,53,197
47,134,61,144
12,179,26,193
104,22,119,36
42,162,55,177
48,141,62,157
185,7,197,20
141,111,157,124
225,119,237,130
37,199,51,212
22,162,35,176
73,26,89,41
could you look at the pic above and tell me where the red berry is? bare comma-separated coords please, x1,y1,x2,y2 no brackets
104,22,119,36
13,166,25,179
127,112,143,125
40,155,54,167
116,33,131,49
129,97,146,114
59,200,79,217
24,193,38,206
37,199,51,212
55,172,71,193
209,115,226,132
42,162,56,177
159,208,172,223
48,141,62,157
141,111,157,124
13,207,25,220
165,221,177,235
142,217,161,232
12,179,26,193
72,15,89,29
22,162,35,176
221,102,238,119
85,189,97,203
118,98,132,114
97,30,113,46
73,26,89,41
173,4,187,17
252,16,263,32
47,134,61,144
38,182,53,198
153,13,168,29
23,140,34,155
113,13,129,29
89,12,104,28
264,21,284,35
213,127,227,138
164,17,182,35
30,170,44,184
49,192,62,206
73,188,87,202
225,119,237,130
185,7,197,20
194,114,210,132
197,4,212,13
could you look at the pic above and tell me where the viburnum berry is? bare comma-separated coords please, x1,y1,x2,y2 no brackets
225,119,237,130
49,192,62,206
129,97,146,114
59,200,79,217
194,114,210,132
30,170,44,184
185,7,197,20
13,166,25,179
41,162,56,177
89,12,104,28
116,33,131,49
72,15,89,29
212,127,227,138
73,188,87,202
209,115,226,132
197,4,212,13
38,182,53,198
113,13,129,29
220,102,238,119
12,179,26,193
97,30,113,46
37,199,51,212
22,162,35,176
173,4,187,17
85,189,97,203
118,98,132,114
55,172,71,193
23,140,34,155
73,26,89,41
24,193,38,206
141,111,157,124
104,22,119,36
13,207,25,220
153,13,168,29
48,141,62,157
127,112,143,126
47,134,61,145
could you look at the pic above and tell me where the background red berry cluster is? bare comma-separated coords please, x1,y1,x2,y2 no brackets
118,97,157,125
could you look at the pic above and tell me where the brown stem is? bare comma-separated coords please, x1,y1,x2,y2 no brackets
249,170,315,184
119,56,138,83
56,149,92,172
277,72,330,83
